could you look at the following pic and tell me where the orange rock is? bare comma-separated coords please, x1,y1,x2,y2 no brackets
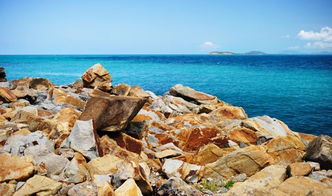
53,107,80,134
128,85,150,98
114,178,143,196
0,153,34,182
229,128,257,144
0,87,17,103
208,105,248,122
265,136,305,165
181,128,220,152
112,132,143,154
54,95,86,109
288,162,313,176
82,63,112,90
112,83,131,96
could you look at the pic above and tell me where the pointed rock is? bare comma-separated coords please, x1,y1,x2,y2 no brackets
114,178,142,196
82,63,112,91
79,96,146,132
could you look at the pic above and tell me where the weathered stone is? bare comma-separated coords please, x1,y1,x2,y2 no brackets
128,85,150,98
11,86,38,104
157,177,203,196
112,83,131,96
229,128,257,144
29,78,54,91
0,67,6,82
0,183,15,196
203,146,273,180
98,182,114,196
87,154,124,177
288,162,313,176
0,87,17,103
162,159,202,183
67,181,98,196
273,176,332,196
207,105,248,123
64,152,91,183
79,96,146,132
53,107,80,134
308,170,332,186
24,145,69,176
112,132,143,154
12,110,56,133
242,115,298,138
114,178,142,196
13,175,62,196
54,95,86,109
168,84,217,105
62,120,98,159
304,134,332,169
225,165,287,196
0,153,34,182
0,131,54,156
82,63,112,90
265,135,305,165
162,95,199,114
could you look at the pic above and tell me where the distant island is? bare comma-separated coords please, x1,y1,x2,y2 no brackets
209,51,266,55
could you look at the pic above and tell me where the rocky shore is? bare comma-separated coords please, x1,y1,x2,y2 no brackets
0,64,331,196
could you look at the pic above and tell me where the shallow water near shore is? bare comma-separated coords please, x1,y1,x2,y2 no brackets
1,54,332,135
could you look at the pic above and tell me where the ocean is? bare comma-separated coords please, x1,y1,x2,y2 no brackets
1,55,331,136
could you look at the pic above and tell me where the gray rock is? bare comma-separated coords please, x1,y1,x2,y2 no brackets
0,131,54,156
67,182,98,196
304,134,332,169
61,120,98,160
157,177,203,196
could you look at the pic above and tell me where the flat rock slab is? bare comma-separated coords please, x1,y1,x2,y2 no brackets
79,96,146,132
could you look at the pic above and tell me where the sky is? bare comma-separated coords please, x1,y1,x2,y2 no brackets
0,0,332,54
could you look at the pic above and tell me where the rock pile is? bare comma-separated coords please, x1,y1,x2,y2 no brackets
0,63,331,196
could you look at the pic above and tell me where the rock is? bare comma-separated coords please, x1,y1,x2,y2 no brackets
229,128,257,144
265,135,305,165
29,78,54,91
243,115,298,138
112,83,131,96
162,95,198,114
11,86,38,104
304,134,332,169
114,178,142,196
62,120,98,159
288,162,313,176
112,132,143,154
0,153,34,182
54,95,86,109
0,67,6,82
128,85,150,98
308,170,332,186
98,182,114,196
207,105,248,122
82,63,112,90
203,146,273,180
67,181,98,196
157,177,203,196
0,131,54,156
64,152,90,183
87,154,124,178
0,183,15,196
53,107,80,134
271,176,332,196
168,84,217,105
13,175,62,196
0,87,17,103
225,165,287,196
162,159,202,183
79,96,146,132
24,145,69,176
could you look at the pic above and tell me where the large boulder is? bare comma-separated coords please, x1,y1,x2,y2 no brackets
0,153,34,182
168,84,218,105
79,96,146,132
304,134,332,169
203,146,273,180
81,63,112,91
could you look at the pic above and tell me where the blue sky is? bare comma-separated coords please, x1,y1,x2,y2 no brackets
1,0,332,54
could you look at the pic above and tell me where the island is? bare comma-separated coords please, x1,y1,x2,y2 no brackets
209,51,266,55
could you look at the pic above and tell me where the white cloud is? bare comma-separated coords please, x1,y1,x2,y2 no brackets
201,41,217,49
298,27,332,49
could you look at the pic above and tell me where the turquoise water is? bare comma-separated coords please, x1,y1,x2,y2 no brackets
1,55,332,135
